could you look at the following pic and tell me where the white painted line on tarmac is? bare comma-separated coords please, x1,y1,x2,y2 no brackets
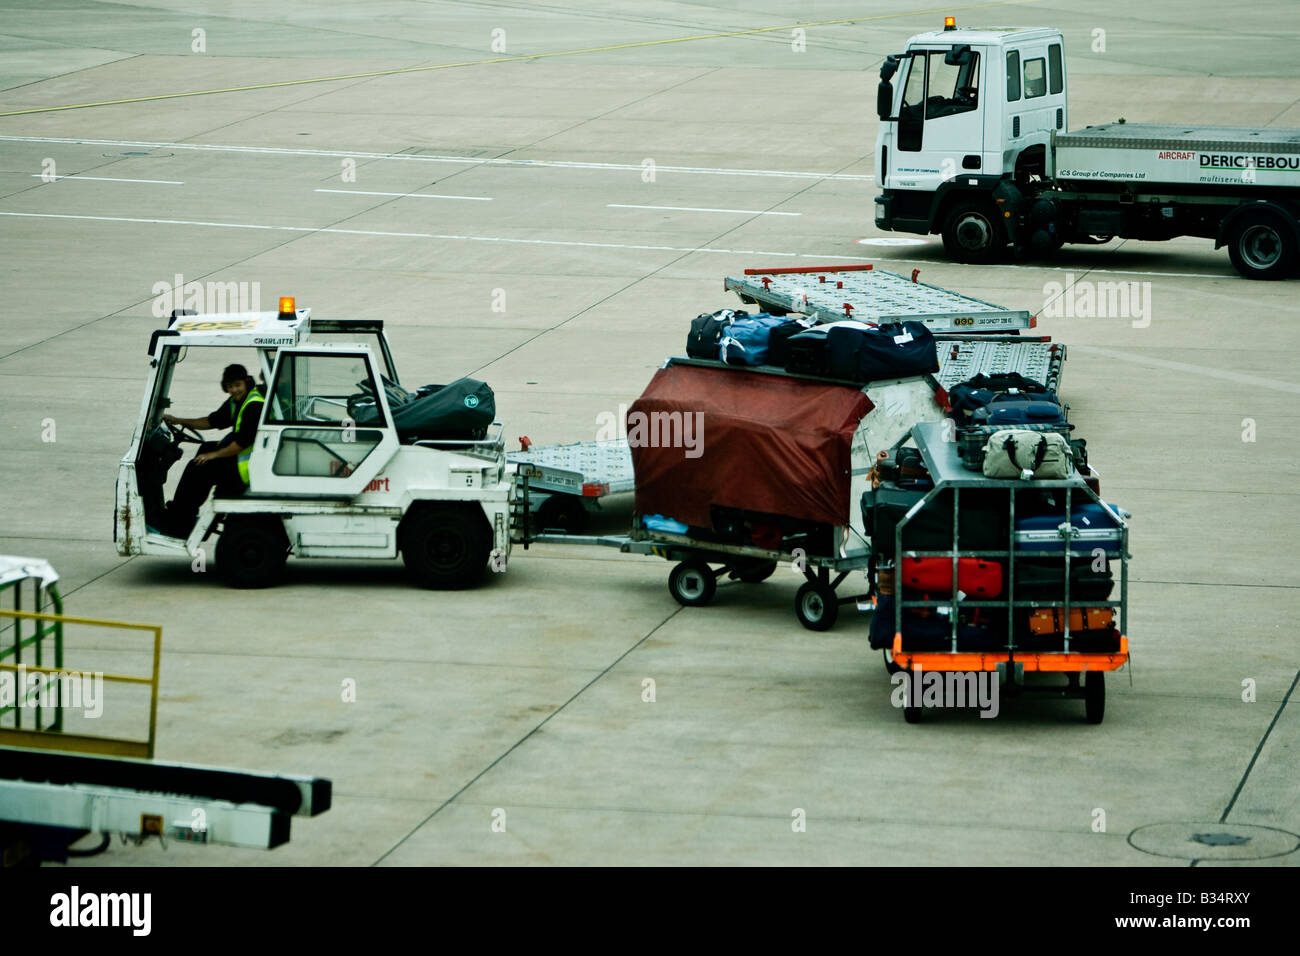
316,188,492,201
0,210,1248,280
1070,345,1300,394
0,135,873,181
30,174,183,184
608,203,800,216
0,210,800,257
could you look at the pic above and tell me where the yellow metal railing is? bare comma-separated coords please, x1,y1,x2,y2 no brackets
0,609,160,759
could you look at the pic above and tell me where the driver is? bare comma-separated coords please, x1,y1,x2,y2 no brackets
157,364,264,537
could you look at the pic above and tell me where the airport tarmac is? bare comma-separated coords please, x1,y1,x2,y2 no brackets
0,0,1297,866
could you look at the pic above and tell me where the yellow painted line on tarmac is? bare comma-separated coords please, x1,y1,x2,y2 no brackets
0,0,1039,117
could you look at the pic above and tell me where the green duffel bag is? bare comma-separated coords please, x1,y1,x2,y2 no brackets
982,429,1072,480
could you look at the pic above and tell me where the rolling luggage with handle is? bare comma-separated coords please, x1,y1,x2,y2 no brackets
784,327,832,377
767,317,816,367
900,557,1003,597
1014,501,1125,554
1027,606,1115,636
971,392,1067,427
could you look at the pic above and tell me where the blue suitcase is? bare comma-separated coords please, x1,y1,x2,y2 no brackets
1014,502,1125,554
718,314,787,365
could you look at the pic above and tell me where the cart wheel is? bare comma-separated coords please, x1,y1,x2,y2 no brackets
795,581,839,631
1084,671,1105,724
535,493,588,534
903,698,922,723
883,649,904,676
735,561,777,584
669,560,716,607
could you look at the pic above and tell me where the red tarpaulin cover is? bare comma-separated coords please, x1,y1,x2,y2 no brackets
629,363,873,528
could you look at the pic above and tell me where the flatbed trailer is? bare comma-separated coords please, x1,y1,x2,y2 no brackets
883,421,1130,723
726,265,1065,392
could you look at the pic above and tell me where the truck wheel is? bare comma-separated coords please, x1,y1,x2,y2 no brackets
1228,211,1298,279
1084,671,1106,724
400,506,491,590
941,201,1006,264
669,560,716,607
795,581,838,631
216,516,288,589
535,493,588,534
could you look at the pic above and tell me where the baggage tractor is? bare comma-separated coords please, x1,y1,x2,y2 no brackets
825,321,940,383
900,557,1003,597
1015,501,1125,554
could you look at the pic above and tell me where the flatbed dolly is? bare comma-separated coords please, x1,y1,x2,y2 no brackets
883,421,1131,723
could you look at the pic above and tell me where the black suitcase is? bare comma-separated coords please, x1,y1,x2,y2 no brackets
784,327,831,376
767,318,815,367
826,321,939,383
687,309,746,360
870,486,1009,558
1014,557,1115,601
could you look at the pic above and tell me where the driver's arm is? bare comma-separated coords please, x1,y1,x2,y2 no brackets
164,414,212,429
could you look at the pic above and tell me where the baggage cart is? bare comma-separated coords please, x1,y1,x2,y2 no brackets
881,420,1130,723
508,438,634,534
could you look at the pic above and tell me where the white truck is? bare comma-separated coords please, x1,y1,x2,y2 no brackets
115,301,518,589
873,19,1300,278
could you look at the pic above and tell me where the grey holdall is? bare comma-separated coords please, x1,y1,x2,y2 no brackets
982,429,1072,480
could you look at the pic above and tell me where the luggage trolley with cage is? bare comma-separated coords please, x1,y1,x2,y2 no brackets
876,420,1130,723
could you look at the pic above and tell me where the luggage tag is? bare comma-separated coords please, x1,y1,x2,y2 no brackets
892,330,914,344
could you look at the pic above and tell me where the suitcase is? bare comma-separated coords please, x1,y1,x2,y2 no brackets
784,327,832,376
767,317,816,367
718,314,787,366
1018,628,1121,653
957,422,1074,471
870,595,1003,651
900,557,1003,597
826,321,939,383
1014,557,1114,601
686,309,745,360
1014,502,1125,554
971,392,1067,427
1027,606,1115,636
870,486,1009,559
949,374,1057,426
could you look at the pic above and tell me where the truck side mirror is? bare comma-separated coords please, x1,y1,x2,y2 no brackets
944,44,971,66
877,81,894,120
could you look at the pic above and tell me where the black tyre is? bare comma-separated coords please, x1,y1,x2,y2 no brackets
668,560,716,607
903,702,922,723
400,505,492,590
216,516,288,589
795,581,838,631
1084,671,1106,724
1227,211,1298,279
735,560,777,584
883,649,904,676
535,493,588,534
941,200,1006,264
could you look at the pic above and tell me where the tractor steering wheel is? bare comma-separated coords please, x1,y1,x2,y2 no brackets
167,420,205,445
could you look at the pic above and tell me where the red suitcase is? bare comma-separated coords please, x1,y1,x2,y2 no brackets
900,557,1003,597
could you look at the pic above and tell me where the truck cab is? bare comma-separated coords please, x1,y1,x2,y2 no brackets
115,300,516,589
875,21,1067,260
